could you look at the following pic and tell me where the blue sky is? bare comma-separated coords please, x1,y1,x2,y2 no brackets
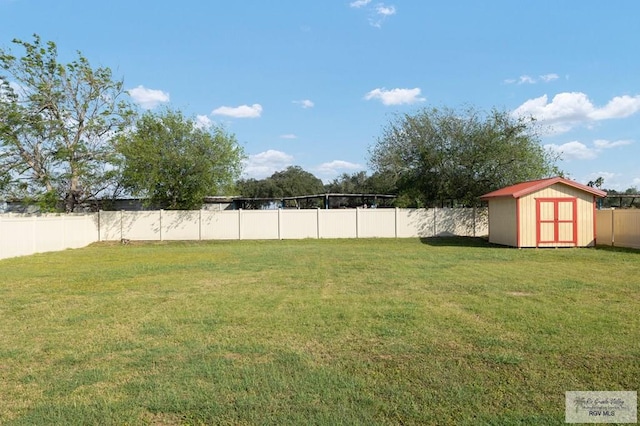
2,0,639,189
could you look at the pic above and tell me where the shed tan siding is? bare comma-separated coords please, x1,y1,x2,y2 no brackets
518,183,595,247
487,197,517,246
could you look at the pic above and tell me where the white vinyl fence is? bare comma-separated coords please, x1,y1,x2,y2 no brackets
1,208,487,260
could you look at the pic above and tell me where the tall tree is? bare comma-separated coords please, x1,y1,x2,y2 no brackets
236,166,326,208
269,166,325,197
117,109,244,210
324,171,371,194
369,106,561,207
0,35,134,211
237,166,325,199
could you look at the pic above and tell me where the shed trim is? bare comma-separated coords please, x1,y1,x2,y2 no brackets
516,198,521,247
480,177,607,200
535,197,578,247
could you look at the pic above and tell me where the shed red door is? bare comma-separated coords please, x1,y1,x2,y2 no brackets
536,198,577,247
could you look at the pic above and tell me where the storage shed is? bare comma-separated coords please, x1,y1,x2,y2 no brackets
480,177,607,248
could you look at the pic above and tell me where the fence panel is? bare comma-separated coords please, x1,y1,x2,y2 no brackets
397,209,434,238
98,211,121,241
613,210,640,249
1,215,36,258
0,213,98,259
596,209,613,245
319,210,357,238
240,210,279,240
359,209,396,238
436,208,487,237
162,210,201,241
281,209,318,239
596,209,640,249
121,211,159,240
201,211,240,240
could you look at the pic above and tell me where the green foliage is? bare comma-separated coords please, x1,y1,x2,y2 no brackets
369,106,561,206
117,109,244,210
0,34,134,212
324,171,397,197
324,171,371,193
269,166,325,197
236,166,325,207
587,176,605,188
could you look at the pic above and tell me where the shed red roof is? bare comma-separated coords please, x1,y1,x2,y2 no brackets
480,177,607,200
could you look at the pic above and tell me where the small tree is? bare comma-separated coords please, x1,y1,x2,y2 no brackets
117,109,244,210
0,35,134,211
369,106,561,206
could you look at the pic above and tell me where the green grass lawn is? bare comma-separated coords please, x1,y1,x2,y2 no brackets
0,238,638,425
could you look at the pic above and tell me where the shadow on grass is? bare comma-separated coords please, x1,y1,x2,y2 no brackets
419,236,503,248
595,244,640,254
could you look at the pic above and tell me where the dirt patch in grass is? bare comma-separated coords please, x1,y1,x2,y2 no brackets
506,291,534,296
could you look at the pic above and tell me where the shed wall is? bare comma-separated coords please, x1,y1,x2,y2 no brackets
487,198,517,246
518,184,595,247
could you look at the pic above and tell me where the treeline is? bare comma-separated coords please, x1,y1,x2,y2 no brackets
3,35,565,212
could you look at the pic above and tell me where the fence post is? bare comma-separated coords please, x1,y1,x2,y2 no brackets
473,206,476,237
611,207,615,246
433,207,437,237
278,208,282,240
395,207,398,238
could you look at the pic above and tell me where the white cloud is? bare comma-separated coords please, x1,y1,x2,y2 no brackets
593,139,632,149
589,95,640,120
505,73,559,85
545,137,633,162
351,1,396,27
212,103,262,118
349,0,371,7
364,87,425,106
242,150,294,179
316,160,363,175
540,73,559,82
544,141,597,160
513,92,640,134
293,99,314,109
314,160,364,182
376,4,396,16
195,115,213,130
518,75,535,84
127,85,170,109
280,134,297,139
368,4,396,28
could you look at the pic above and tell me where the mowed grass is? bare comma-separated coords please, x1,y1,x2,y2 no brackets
0,238,638,425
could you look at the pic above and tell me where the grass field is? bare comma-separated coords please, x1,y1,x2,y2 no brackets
0,238,638,425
